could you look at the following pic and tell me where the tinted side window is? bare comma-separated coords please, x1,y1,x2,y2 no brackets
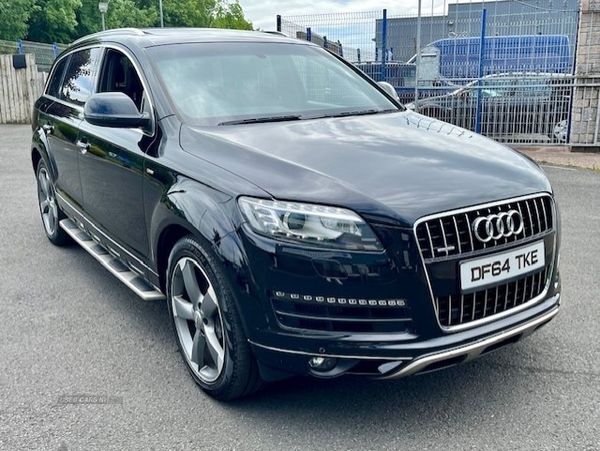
60,48,102,106
98,50,145,111
46,56,69,98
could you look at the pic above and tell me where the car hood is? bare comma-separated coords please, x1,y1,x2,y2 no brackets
179,111,551,226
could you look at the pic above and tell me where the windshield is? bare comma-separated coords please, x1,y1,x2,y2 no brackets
147,42,401,126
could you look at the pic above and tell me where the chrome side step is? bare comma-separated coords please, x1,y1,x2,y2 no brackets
60,218,165,301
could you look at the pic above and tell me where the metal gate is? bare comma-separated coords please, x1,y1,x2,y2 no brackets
278,0,579,145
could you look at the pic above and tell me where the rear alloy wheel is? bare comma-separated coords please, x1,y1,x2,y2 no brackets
36,160,70,246
552,119,568,143
167,236,263,400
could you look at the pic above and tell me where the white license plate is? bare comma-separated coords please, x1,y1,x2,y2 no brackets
460,241,545,292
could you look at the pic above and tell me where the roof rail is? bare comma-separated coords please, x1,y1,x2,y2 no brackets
70,28,146,46
261,31,287,36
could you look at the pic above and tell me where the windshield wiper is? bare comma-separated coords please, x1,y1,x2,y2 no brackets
308,108,396,119
218,115,302,126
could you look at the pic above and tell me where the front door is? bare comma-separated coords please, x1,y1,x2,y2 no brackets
77,48,153,262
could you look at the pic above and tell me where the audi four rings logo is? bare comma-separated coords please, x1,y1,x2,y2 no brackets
472,210,524,243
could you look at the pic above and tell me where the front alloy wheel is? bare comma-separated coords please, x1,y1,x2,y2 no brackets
171,256,225,383
167,236,263,400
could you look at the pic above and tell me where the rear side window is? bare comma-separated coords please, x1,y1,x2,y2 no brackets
59,48,102,106
46,57,69,99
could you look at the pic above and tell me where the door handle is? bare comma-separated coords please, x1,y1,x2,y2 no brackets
76,140,90,155
42,124,54,135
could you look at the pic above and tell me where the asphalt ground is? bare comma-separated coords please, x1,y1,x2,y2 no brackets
1,124,599,451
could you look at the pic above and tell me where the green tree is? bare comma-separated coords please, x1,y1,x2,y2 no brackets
105,0,158,30
75,0,156,37
158,0,252,29
213,1,253,30
0,0,36,41
160,0,215,28
27,0,83,43
74,0,104,37
2,0,253,45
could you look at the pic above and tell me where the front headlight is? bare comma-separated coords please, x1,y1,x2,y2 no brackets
238,197,383,251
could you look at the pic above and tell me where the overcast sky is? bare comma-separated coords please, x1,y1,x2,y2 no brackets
239,0,450,31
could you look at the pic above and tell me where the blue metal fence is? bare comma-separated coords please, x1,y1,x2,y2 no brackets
278,0,579,145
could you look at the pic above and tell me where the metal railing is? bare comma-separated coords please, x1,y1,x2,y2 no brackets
0,39,67,72
278,0,580,145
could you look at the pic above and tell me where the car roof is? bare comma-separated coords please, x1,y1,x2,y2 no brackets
70,28,304,50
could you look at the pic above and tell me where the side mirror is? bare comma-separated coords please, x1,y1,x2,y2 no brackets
377,81,400,101
84,92,150,128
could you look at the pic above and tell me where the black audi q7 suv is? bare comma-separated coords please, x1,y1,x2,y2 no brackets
31,28,561,400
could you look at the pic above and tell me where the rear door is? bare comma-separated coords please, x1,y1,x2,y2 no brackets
42,48,103,211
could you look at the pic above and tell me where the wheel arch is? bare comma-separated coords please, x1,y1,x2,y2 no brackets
156,222,196,293
152,184,244,293
31,147,42,172
31,130,57,180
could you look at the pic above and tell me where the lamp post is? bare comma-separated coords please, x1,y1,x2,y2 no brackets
159,0,164,27
415,0,421,106
99,2,109,31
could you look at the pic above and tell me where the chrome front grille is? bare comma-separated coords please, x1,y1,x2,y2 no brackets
416,195,554,260
435,266,548,327
415,194,556,329
271,291,411,333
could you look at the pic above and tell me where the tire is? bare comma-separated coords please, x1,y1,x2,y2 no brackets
36,159,71,246
166,236,263,400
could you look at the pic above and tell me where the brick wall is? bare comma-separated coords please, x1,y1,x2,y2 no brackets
570,0,600,148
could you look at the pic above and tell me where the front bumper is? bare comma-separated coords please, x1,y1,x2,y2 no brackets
249,295,559,380
226,193,561,381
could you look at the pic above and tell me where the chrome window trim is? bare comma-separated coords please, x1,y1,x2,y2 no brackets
97,43,156,136
43,43,157,137
413,192,557,333
43,45,105,106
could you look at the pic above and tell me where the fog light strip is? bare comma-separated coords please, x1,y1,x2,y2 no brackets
273,291,407,307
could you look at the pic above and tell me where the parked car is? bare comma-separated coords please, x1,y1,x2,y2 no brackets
31,28,561,400
407,73,572,142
